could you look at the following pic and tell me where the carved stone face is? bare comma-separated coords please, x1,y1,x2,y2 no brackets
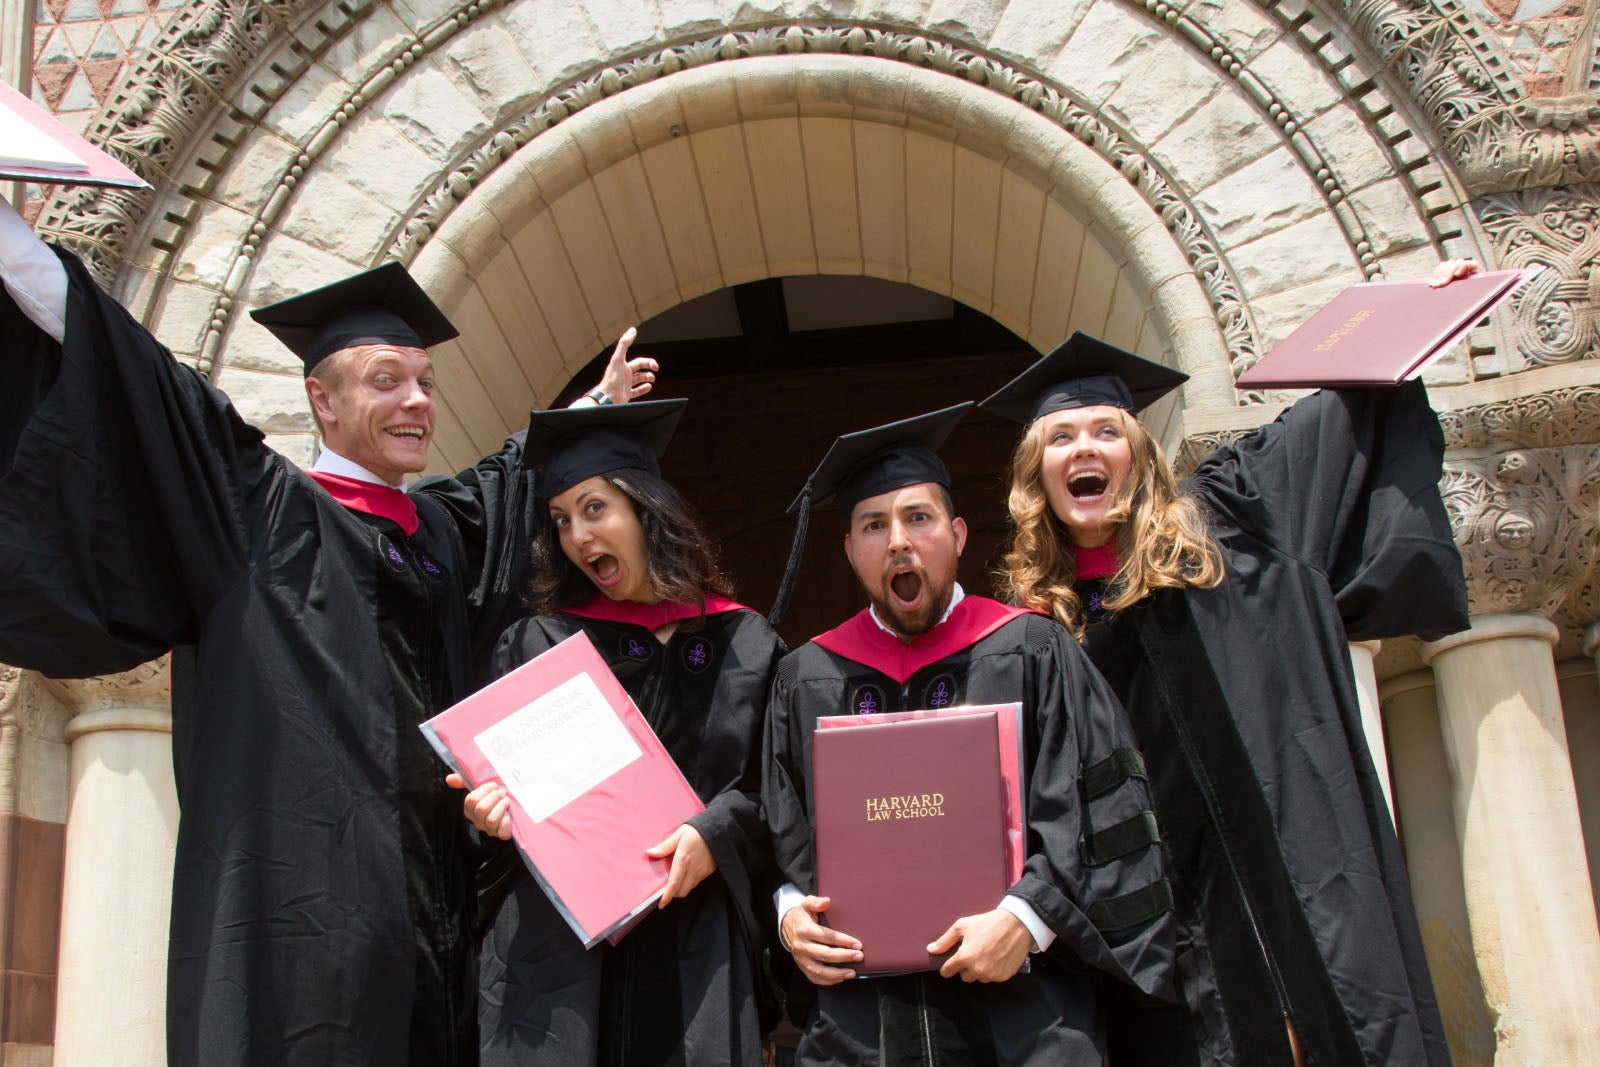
1442,439,1600,622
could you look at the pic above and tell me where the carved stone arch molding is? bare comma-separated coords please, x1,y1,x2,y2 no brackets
33,0,1493,441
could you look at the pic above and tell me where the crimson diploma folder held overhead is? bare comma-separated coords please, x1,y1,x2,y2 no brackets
812,709,1011,975
0,81,148,189
420,630,703,948
1235,266,1540,388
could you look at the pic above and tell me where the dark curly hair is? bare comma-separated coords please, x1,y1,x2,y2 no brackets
528,468,735,617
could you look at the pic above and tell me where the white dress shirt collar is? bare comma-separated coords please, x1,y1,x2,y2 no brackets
311,445,410,491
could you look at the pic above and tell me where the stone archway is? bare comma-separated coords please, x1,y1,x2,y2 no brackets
37,2,1493,462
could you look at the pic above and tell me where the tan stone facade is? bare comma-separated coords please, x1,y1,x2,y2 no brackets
2,1,1597,1063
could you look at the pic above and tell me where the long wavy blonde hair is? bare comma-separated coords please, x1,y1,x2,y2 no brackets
999,409,1223,638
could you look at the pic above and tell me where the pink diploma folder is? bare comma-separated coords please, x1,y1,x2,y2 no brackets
1236,267,1540,388
420,630,703,948
0,81,148,189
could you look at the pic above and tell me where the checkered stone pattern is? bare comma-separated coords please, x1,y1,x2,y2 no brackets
30,0,184,133
1462,0,1599,98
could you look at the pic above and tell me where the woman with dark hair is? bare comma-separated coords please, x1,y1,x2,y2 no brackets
982,262,1479,1067
453,399,785,1066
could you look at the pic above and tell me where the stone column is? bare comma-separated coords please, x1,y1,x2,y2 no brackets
1564,631,1599,922
48,659,176,1067
1347,640,1392,822
1422,615,1600,1065
1378,669,1494,1066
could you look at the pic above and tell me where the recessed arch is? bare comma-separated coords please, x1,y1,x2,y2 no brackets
35,2,1504,465
406,55,1223,470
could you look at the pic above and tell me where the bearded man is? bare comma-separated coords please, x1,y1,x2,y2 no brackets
762,403,1175,1065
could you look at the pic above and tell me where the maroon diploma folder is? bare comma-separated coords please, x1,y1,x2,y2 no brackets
420,631,703,948
812,710,1009,975
1235,267,1539,388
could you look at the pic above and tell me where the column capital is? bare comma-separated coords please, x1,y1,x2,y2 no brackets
1350,639,1382,655
1378,667,1437,704
1421,613,1559,663
39,656,171,718
64,708,173,744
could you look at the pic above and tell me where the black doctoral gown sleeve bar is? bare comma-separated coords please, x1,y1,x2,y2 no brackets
1004,616,1175,1003
682,617,788,957
762,653,821,893
1187,381,1468,640
0,247,259,676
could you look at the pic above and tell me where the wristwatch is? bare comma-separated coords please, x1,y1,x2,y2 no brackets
584,387,613,406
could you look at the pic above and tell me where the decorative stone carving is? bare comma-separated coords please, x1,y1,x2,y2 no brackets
38,656,173,719
1173,429,1252,479
1435,385,1600,450
1475,185,1599,368
1337,0,1600,195
1440,444,1600,624
40,3,1480,399
0,664,20,808
35,0,318,286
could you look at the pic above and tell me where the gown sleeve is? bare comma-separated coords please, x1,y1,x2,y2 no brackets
1185,381,1469,640
0,247,262,677
1008,617,1177,1001
760,653,817,895
411,432,540,679
683,617,787,939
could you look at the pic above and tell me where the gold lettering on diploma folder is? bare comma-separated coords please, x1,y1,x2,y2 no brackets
1312,307,1373,352
864,793,946,821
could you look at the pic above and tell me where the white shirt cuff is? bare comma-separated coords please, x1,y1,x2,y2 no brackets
0,197,67,343
999,894,1055,952
775,882,806,950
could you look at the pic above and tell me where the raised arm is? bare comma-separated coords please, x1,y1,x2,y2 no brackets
0,224,262,676
0,196,67,342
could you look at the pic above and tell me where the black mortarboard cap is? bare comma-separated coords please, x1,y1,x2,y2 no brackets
789,402,973,514
249,262,459,374
978,331,1188,424
521,399,687,498
768,402,972,627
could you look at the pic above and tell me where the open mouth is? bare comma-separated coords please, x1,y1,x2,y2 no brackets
1068,471,1109,499
889,570,923,607
585,553,622,586
386,426,426,441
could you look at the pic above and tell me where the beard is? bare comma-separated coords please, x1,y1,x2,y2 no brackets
867,556,956,639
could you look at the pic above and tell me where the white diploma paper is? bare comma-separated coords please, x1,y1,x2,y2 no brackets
0,105,87,170
474,671,643,822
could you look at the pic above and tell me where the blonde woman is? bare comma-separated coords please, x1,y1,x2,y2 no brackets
981,261,1478,1067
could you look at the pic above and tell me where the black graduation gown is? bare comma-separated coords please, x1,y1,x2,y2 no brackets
478,605,786,1067
0,249,539,1066
762,596,1177,1066
1082,383,1467,1067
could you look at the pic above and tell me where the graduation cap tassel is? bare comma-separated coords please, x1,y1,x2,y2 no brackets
767,482,812,628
